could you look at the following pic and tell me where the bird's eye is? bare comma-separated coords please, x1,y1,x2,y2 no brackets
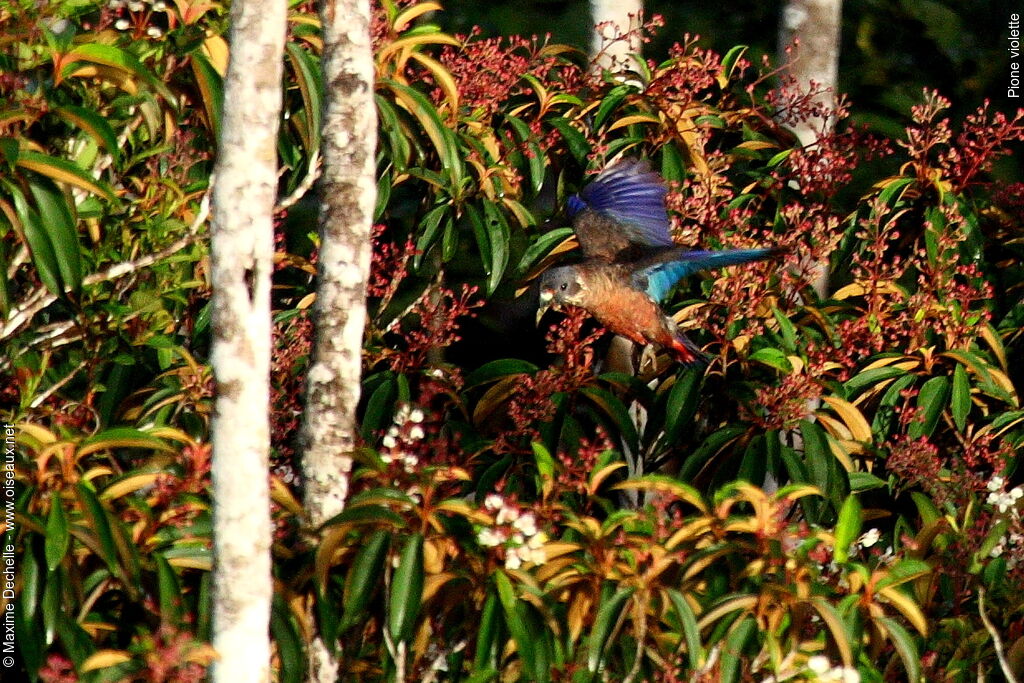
560,282,568,291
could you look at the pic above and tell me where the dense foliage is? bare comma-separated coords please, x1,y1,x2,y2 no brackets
3,0,1024,681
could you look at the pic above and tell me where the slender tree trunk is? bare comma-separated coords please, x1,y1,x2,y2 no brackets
775,0,843,495
778,0,843,298
589,0,644,73
300,0,377,679
208,1,286,681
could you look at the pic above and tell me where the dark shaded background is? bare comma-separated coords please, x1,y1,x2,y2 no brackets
441,0,1023,150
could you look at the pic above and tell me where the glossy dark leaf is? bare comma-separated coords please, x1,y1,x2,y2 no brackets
388,533,424,643
587,585,635,674
951,363,970,432
44,496,69,572
340,529,390,631
909,376,949,440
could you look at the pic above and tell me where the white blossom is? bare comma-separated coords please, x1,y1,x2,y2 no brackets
496,505,520,525
807,655,830,674
513,512,538,537
115,18,130,30
857,528,881,548
987,490,1020,514
477,528,504,547
484,494,504,511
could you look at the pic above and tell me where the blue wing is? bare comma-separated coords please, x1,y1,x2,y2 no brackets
633,248,782,302
570,159,674,249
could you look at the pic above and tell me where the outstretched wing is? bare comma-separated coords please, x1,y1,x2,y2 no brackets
632,247,784,302
568,159,674,261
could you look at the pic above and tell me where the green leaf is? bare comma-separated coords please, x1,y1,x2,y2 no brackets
271,594,305,683
29,177,82,292
388,533,424,643
474,592,500,671
772,306,798,350
80,427,174,451
465,359,538,388
592,84,631,129
384,80,464,187
848,471,887,493
872,373,917,439
156,553,183,624
580,386,639,455
190,52,223,138
516,227,574,276
876,559,931,590
8,181,63,294
666,588,702,670
951,363,970,432
876,177,915,207
548,117,590,163
55,613,96,669
320,504,405,529
53,105,120,163
64,43,177,105
532,442,555,495
720,45,749,81
376,95,412,171
659,368,703,450
75,483,124,581
495,570,547,681
482,201,510,295
909,376,949,440
44,496,70,572
587,585,635,674
748,347,793,373
876,616,920,682
800,420,842,516
843,364,908,395
414,203,451,268
17,150,119,202
720,616,755,683
660,144,686,182
832,494,862,563
286,42,324,153
505,115,545,195
679,426,746,481
341,530,389,631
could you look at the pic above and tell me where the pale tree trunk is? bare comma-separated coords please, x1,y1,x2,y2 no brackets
775,0,843,495
300,0,377,679
778,0,842,299
589,0,644,73
208,0,286,681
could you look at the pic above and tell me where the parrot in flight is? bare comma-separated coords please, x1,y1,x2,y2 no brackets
536,159,783,365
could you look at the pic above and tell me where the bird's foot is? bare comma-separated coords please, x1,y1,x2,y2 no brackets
639,344,659,372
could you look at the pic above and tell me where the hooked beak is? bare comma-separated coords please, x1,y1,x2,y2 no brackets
536,289,554,326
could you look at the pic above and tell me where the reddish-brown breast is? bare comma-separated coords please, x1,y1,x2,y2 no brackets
577,264,675,348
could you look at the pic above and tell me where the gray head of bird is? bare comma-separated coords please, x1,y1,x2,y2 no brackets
536,266,586,325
